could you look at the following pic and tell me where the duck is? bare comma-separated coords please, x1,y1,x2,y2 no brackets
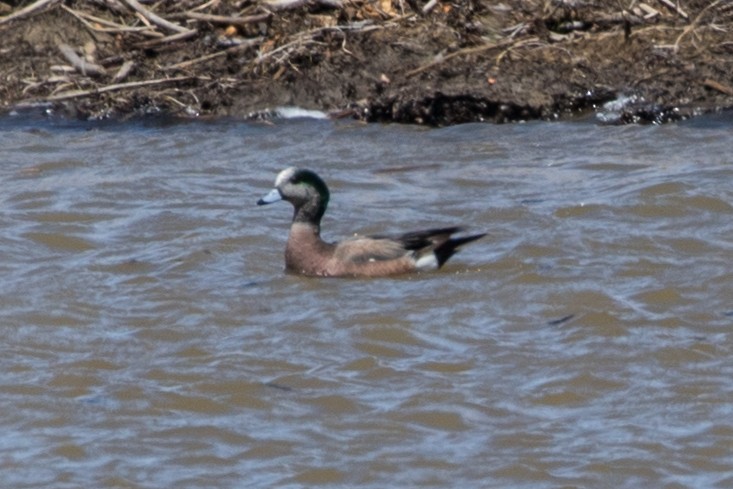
257,167,485,277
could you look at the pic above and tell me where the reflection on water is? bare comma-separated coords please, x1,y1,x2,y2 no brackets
1,111,732,488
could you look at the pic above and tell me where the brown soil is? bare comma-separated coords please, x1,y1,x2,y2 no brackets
2,0,733,125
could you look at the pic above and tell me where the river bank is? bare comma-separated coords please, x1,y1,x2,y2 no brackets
2,0,732,125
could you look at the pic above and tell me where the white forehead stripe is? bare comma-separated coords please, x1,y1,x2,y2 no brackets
275,167,298,187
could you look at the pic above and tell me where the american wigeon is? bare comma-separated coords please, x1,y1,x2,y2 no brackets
257,167,485,277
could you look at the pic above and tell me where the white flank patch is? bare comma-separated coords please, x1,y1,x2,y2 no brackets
415,253,439,271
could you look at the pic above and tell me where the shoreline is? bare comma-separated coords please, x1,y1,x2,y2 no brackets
2,0,732,125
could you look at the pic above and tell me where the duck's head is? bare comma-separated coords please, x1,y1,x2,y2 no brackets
258,167,330,225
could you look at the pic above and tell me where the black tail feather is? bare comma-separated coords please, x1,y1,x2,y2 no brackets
372,226,485,268
433,233,486,268
391,226,464,251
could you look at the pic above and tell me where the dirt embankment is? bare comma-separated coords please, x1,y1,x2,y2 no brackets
1,0,732,125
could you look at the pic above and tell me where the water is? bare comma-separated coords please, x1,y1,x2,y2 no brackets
1,110,732,488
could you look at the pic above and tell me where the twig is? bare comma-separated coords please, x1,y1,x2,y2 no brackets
262,0,306,10
655,0,688,20
50,81,76,96
61,4,156,34
112,60,136,83
57,43,107,77
0,0,59,25
189,0,221,12
165,37,263,70
256,35,319,64
254,21,385,65
134,29,198,48
672,0,723,52
181,11,271,27
163,94,187,108
17,76,196,104
405,37,535,78
703,78,733,97
101,0,128,15
263,0,343,11
496,37,546,64
638,2,660,19
123,0,193,34
422,0,438,14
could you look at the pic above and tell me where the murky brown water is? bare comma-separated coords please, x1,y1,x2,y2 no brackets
1,111,732,488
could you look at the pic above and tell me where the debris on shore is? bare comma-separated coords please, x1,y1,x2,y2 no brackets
1,0,732,125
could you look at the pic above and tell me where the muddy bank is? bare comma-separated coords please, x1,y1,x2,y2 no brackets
2,0,733,125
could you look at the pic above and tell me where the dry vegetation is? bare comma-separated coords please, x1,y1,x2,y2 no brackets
1,0,732,124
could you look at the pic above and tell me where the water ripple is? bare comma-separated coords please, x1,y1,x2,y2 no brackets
0,115,732,488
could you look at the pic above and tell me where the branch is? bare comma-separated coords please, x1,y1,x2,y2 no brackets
404,37,534,78
134,29,198,49
0,0,59,25
17,76,196,104
262,0,343,11
61,4,156,34
165,37,263,70
672,0,723,52
111,60,136,83
182,12,271,27
57,43,107,77
703,78,733,97
123,0,193,34
655,0,688,20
